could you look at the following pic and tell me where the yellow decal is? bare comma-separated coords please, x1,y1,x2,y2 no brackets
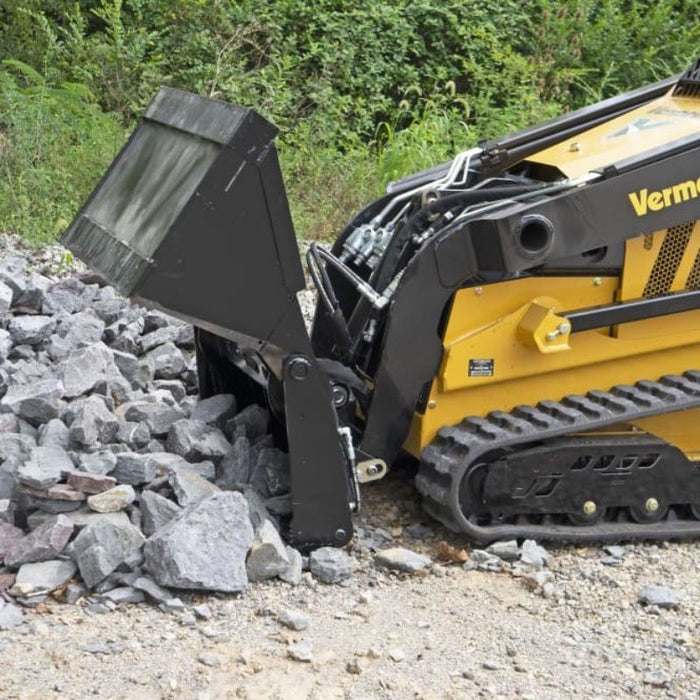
629,177,700,216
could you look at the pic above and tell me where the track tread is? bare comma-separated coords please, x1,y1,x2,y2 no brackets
416,371,700,544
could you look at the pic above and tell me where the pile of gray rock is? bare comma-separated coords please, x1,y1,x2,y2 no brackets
0,255,351,625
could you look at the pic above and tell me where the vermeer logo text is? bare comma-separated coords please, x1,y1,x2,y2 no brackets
628,177,700,216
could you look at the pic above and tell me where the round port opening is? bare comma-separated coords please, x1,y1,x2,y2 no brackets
516,215,554,257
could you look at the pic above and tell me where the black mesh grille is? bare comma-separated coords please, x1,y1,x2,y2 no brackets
674,57,700,98
684,223,700,290
643,223,694,298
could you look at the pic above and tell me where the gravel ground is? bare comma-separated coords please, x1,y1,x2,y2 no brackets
3,472,700,699
1,232,699,699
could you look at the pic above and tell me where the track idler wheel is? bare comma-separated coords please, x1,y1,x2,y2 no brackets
629,498,668,523
568,499,606,526
457,463,491,524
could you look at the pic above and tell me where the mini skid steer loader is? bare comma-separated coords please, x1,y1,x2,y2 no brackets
62,58,700,550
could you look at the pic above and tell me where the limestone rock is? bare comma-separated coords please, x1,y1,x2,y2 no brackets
13,273,50,315
140,490,181,537
0,603,24,630
190,394,237,429
280,546,303,586
58,343,117,399
4,514,73,568
519,540,550,569
143,342,186,380
169,468,219,507
60,507,131,531
638,584,684,609
140,325,180,353
55,310,105,349
374,547,431,573
17,446,73,490
216,437,252,489
11,559,77,595
2,378,64,426
144,492,254,592
42,279,87,315
77,450,117,476
464,549,502,572
120,402,185,437
278,608,310,631
116,421,150,450
131,575,172,604
224,404,269,441
99,586,145,605
287,639,313,662
8,315,55,346
69,518,145,588
37,419,70,450
87,484,136,513
246,519,289,582
166,419,230,462
486,539,520,562
0,256,26,295
309,547,355,584
112,453,156,485
66,396,120,448
0,281,13,314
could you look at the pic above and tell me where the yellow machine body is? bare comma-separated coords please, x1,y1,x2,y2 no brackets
526,90,700,179
405,85,700,459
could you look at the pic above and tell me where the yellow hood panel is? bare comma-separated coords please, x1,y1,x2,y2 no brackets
527,92,700,178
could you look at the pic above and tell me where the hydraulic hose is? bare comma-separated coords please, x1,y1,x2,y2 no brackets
372,183,547,294
343,182,548,355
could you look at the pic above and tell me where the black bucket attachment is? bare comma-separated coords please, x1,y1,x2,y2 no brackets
62,88,354,550
62,88,309,353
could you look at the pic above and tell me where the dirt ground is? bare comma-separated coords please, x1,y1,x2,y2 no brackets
2,468,699,700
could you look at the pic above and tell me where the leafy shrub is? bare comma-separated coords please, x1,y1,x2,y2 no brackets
0,0,697,243
531,1,700,106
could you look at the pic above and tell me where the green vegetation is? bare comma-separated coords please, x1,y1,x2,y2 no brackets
0,0,698,245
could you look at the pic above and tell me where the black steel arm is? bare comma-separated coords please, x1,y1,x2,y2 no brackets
567,289,700,332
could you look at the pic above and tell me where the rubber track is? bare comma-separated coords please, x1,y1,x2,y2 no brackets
416,371,700,544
